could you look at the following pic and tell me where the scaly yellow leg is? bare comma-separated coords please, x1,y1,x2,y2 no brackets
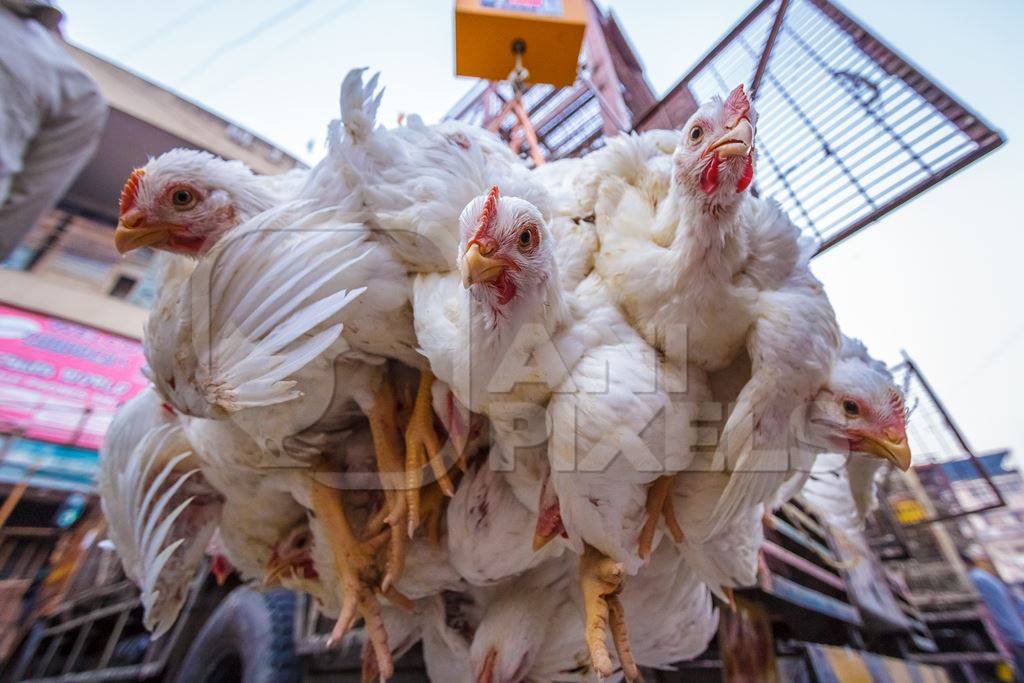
580,544,640,681
638,474,685,559
365,373,407,590
404,370,452,538
662,485,685,543
310,467,400,680
607,593,638,681
418,481,450,547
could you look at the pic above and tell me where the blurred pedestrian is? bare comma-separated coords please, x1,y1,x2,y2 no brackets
0,0,106,260
962,550,1024,677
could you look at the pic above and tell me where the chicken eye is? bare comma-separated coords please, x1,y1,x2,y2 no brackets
517,226,537,251
689,126,703,142
842,399,860,417
170,187,197,210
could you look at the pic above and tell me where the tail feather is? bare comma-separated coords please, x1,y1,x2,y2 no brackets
339,67,383,144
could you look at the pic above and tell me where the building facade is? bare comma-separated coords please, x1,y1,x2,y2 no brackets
0,42,302,582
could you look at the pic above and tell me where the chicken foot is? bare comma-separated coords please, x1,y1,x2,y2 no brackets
366,372,408,590
580,544,640,681
310,468,412,680
638,474,685,559
404,370,453,538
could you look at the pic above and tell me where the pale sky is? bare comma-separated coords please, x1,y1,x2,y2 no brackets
59,0,1023,463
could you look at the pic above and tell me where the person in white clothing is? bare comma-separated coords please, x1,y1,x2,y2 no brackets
0,0,107,260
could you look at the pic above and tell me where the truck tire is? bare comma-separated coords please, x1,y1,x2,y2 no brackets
174,587,300,683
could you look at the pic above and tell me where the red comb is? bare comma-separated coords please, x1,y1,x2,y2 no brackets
724,84,750,120
472,186,500,241
119,168,144,216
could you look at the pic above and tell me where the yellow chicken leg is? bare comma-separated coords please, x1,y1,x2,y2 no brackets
365,372,408,590
638,475,685,559
417,481,450,547
310,467,406,680
404,370,453,538
580,544,640,681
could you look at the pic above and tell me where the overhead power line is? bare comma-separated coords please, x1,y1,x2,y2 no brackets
202,0,363,91
269,0,362,52
178,0,314,85
117,0,222,57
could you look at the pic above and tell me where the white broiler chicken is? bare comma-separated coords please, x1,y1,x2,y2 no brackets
543,273,708,681
116,167,424,675
100,321,311,634
470,557,598,683
412,187,575,578
796,337,911,529
589,84,839,539
181,416,309,584
318,69,551,274
768,335,911,511
115,197,317,598
314,69,556,529
665,335,911,600
98,387,223,637
420,186,708,678
446,453,564,587
619,541,718,670
113,148,305,256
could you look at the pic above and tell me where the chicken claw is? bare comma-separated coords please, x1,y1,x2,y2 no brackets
404,370,453,538
638,475,685,559
580,544,639,681
310,468,411,680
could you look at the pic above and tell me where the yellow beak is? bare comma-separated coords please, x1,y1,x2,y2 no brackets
263,555,289,588
705,118,754,158
860,429,912,471
114,210,172,254
461,243,506,287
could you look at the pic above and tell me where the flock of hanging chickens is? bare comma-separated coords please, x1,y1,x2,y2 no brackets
98,69,913,682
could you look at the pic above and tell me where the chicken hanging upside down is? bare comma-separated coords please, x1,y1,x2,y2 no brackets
99,67,927,683
110,149,451,676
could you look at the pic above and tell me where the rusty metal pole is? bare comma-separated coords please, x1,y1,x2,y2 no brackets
901,351,1006,510
750,0,790,98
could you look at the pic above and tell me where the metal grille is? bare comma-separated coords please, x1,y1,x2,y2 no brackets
448,0,1004,255
894,369,969,468
449,80,608,164
889,353,1004,521
655,0,1004,252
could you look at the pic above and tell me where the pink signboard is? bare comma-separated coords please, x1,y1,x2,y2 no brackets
0,305,148,450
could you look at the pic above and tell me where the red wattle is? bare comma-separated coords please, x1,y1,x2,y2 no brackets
494,272,516,305
736,154,754,193
699,154,720,195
